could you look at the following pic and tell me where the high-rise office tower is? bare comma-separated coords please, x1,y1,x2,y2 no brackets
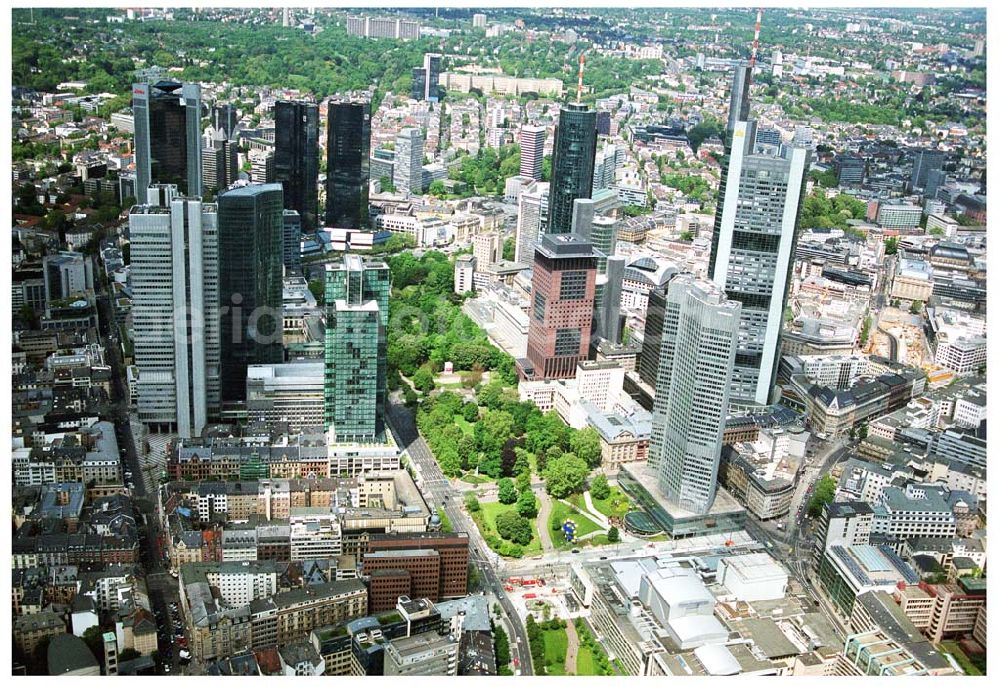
593,255,624,345
274,100,319,230
472,232,500,267
324,254,391,442
132,81,203,199
547,104,598,234
593,143,624,191
283,209,302,273
571,198,595,240
924,169,947,200
411,67,427,101
835,154,865,187
212,103,238,139
130,184,219,438
726,64,752,142
911,148,945,195
217,183,285,402
250,149,275,184
755,127,782,147
201,126,238,195
709,64,755,273
325,100,371,229
648,274,740,515
393,128,424,195
522,233,597,380
515,181,548,264
595,110,612,136
572,198,617,273
42,251,93,302
590,216,618,273
637,283,668,388
709,120,810,408
519,125,546,181
423,53,441,102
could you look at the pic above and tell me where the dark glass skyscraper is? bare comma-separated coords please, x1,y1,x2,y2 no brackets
132,81,202,199
411,67,427,101
547,103,598,235
217,183,286,401
423,53,441,102
325,100,371,229
212,103,238,139
274,100,319,230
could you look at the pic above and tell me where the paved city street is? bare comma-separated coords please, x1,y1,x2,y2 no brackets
386,397,533,675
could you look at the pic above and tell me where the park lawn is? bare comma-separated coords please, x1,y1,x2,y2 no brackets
549,500,604,549
454,415,475,436
460,472,492,485
542,626,569,675
479,500,542,556
590,487,633,518
940,641,983,676
575,646,599,676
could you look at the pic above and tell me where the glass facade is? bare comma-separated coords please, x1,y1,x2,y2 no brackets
325,101,371,229
648,276,740,515
217,183,286,402
324,255,390,442
617,466,746,539
274,100,320,230
710,119,809,407
547,104,598,235
133,81,202,198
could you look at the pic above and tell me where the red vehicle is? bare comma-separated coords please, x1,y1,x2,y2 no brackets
523,593,536,599
522,578,540,587
504,585,514,592
507,577,522,585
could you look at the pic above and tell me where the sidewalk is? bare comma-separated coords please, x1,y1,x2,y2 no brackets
582,491,611,528
535,487,556,553
564,617,580,675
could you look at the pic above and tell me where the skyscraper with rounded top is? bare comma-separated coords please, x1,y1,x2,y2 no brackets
547,103,597,235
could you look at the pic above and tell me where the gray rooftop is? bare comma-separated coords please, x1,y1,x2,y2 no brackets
47,633,99,675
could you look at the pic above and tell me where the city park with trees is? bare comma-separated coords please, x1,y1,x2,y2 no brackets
388,250,635,558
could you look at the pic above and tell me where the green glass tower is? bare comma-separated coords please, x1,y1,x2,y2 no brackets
324,254,390,442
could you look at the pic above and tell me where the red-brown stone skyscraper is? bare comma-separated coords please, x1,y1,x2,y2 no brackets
520,233,597,381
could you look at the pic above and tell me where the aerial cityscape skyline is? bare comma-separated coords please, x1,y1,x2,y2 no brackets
8,4,989,679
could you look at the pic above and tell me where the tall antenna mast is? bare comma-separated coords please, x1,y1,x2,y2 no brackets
749,8,763,75
576,53,586,104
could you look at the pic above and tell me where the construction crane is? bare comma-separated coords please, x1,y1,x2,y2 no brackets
576,52,586,103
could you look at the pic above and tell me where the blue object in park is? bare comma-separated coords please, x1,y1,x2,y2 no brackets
562,519,577,543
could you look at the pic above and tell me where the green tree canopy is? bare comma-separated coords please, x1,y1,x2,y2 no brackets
570,426,603,469
498,477,518,504
495,510,533,545
589,473,611,500
543,453,590,499
516,488,538,518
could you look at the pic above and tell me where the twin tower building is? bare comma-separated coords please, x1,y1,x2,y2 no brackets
129,81,384,443
522,66,809,518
